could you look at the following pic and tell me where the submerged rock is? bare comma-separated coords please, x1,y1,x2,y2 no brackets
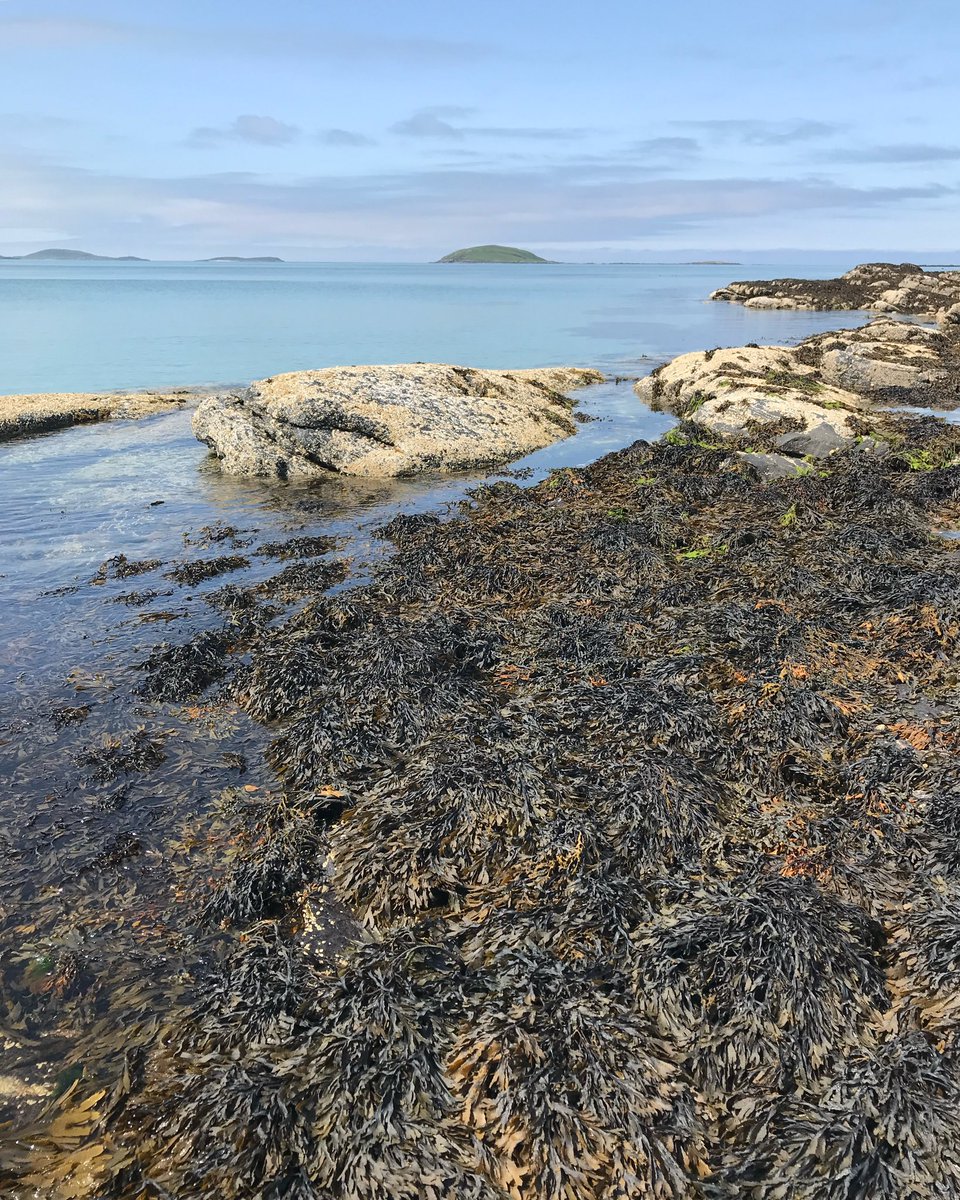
193,363,603,478
711,261,960,317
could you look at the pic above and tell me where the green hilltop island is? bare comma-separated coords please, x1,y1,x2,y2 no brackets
437,244,554,263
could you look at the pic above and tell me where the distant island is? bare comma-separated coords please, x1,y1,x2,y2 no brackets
0,249,286,263
437,245,554,264
685,260,740,265
0,248,148,261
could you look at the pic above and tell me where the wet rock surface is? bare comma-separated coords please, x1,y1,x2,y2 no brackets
711,261,960,316
6,394,960,1196
193,363,603,478
0,390,194,442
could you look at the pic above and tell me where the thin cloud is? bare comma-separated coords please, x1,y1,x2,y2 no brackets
318,128,375,147
0,17,131,47
391,112,463,138
628,136,701,160
390,107,588,141
189,115,300,147
676,119,842,146
826,142,960,164
3,145,953,256
0,15,495,65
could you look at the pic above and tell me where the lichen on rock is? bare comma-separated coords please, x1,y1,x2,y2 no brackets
637,309,960,464
193,363,603,478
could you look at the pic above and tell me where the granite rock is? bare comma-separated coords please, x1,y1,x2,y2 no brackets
193,363,603,478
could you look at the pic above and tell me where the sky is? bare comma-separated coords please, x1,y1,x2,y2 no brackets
1,0,959,260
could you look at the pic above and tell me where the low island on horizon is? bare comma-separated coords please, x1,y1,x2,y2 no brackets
0,248,285,263
437,244,554,264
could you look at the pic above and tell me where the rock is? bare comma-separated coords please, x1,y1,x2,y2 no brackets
732,451,812,479
0,390,191,443
635,344,863,457
743,295,815,310
711,262,960,316
638,312,960,464
798,319,960,409
193,363,603,479
775,421,850,458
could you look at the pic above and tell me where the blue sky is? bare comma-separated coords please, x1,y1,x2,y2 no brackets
1,0,958,259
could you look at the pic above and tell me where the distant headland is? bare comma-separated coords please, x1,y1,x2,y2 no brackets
0,248,285,263
437,245,554,264
0,248,148,261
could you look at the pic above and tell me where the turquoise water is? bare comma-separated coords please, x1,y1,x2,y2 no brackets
0,260,864,395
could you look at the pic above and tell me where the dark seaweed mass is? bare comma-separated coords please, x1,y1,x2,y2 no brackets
257,534,342,559
7,424,960,1199
165,554,251,585
91,553,163,584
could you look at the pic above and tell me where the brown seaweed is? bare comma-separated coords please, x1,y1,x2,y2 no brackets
8,411,960,1198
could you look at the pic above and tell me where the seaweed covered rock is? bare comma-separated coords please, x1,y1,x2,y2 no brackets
637,314,960,459
711,261,960,317
635,343,865,456
193,363,603,478
798,317,960,409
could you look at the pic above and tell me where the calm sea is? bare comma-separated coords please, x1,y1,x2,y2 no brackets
0,260,865,395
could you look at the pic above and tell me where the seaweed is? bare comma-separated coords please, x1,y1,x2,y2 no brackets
13,408,960,1198
76,728,167,783
165,555,251,585
91,553,163,584
137,628,232,700
257,534,342,559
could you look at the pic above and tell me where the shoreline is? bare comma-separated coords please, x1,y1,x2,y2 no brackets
4,284,960,1194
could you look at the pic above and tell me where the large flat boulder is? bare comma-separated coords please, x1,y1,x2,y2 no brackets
711,262,960,317
193,363,603,478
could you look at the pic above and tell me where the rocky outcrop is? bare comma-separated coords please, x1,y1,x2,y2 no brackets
193,363,603,478
635,309,960,466
636,343,868,458
0,390,191,442
711,262,960,317
796,314,960,409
